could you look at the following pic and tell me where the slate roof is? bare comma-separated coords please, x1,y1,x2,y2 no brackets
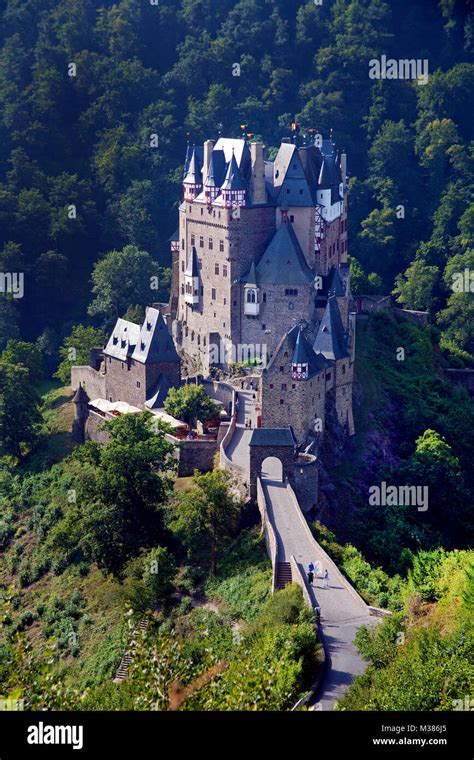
204,149,226,189
255,223,314,286
131,307,179,364
145,373,172,410
313,296,348,361
327,267,346,297
242,259,258,286
73,385,89,403
104,318,141,361
185,246,199,278
220,151,246,191
287,323,330,377
214,138,251,176
167,228,179,242
249,427,296,447
183,147,202,185
318,154,341,190
104,308,179,365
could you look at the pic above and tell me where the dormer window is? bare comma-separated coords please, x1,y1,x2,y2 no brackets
146,321,151,331
141,342,145,351
113,336,118,345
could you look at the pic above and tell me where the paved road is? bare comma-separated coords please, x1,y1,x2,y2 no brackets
225,389,376,710
261,468,375,710
225,388,257,472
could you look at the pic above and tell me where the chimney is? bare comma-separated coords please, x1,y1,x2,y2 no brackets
203,139,215,185
250,142,266,205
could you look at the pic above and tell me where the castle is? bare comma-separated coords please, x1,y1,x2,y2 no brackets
72,132,355,461
168,134,355,445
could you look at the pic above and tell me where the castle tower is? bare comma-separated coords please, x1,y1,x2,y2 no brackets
72,384,89,443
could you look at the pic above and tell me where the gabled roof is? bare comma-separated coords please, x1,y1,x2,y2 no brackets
242,259,258,286
104,318,141,361
275,147,313,207
249,427,296,447
313,296,348,361
214,138,250,174
167,228,179,242
318,154,342,190
185,246,199,278
255,223,313,286
220,151,246,192
131,307,180,364
183,147,202,186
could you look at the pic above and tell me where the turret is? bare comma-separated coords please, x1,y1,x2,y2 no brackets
219,150,246,208
72,384,89,443
183,147,202,201
291,328,309,380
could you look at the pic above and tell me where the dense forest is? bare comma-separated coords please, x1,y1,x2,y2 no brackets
0,0,473,714
0,0,473,363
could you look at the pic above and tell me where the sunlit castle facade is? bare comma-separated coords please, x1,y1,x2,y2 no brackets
169,134,350,375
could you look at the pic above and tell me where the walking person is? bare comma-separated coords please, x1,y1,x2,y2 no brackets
308,561,314,574
307,569,314,586
323,569,329,589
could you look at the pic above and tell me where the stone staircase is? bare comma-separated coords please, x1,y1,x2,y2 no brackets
275,561,292,590
113,619,148,683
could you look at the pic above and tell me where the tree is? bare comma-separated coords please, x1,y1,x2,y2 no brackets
47,413,176,576
88,245,162,328
393,259,439,311
1,340,43,384
164,384,219,427
55,324,106,384
169,469,240,573
0,362,42,458
438,248,474,361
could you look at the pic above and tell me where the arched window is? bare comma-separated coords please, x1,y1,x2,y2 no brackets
246,289,256,304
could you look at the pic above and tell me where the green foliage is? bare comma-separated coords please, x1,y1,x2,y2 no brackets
88,245,165,329
1,340,43,384
55,324,106,384
0,361,42,458
164,383,220,426
45,412,177,576
169,469,241,573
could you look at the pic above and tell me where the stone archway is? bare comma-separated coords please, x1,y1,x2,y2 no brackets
260,456,283,481
249,428,296,502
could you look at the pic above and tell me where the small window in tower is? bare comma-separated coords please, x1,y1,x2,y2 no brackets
288,302,294,311
209,238,213,250
198,258,202,269
199,236,204,248
181,239,184,250
219,240,224,252
342,364,346,374
281,384,287,391
136,381,141,389
290,215,294,222
223,265,228,277
215,264,219,275
212,288,216,300
262,292,266,303
292,384,296,389
280,366,284,373
280,399,284,405
269,383,274,389
224,298,226,305
200,208,203,216
191,234,195,246
181,261,184,272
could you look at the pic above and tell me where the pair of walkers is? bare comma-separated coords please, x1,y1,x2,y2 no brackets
307,563,329,589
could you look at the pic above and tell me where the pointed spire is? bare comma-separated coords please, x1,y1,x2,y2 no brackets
183,147,202,186
313,296,348,360
221,150,246,191
243,259,258,287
